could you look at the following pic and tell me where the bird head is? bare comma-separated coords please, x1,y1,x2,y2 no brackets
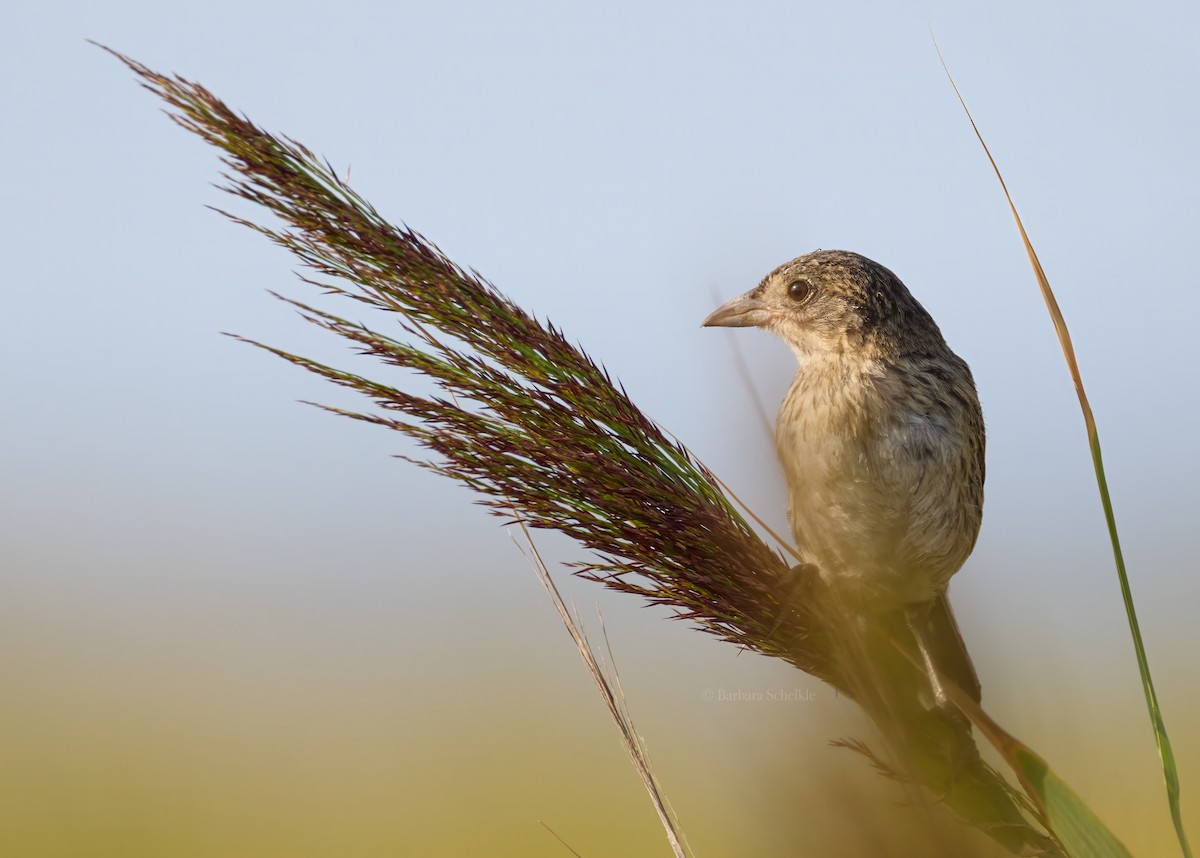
702,250,944,360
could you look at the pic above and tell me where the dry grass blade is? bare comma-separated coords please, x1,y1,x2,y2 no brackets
934,37,1192,858
511,518,689,858
538,821,587,858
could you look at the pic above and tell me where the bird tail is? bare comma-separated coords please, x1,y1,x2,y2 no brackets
917,592,982,704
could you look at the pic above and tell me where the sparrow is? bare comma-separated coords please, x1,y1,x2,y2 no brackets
703,249,984,704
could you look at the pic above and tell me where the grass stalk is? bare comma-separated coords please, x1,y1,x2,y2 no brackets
935,42,1192,858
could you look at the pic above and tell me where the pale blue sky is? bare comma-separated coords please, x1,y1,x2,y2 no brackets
2,1,1197,852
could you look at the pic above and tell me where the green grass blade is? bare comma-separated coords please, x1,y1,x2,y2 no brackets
934,40,1193,858
942,677,1134,858
1013,747,1135,858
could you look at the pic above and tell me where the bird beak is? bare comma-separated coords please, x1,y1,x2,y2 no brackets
702,292,770,328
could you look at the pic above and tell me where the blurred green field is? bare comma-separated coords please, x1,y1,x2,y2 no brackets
2,580,1194,857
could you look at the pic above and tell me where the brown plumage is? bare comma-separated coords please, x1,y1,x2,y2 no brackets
704,249,984,702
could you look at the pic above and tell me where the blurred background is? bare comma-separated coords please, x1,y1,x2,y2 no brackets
2,1,1197,855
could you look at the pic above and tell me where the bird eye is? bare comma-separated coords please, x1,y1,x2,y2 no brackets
787,279,815,302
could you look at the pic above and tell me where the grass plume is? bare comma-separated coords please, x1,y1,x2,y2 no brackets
97,47,815,670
